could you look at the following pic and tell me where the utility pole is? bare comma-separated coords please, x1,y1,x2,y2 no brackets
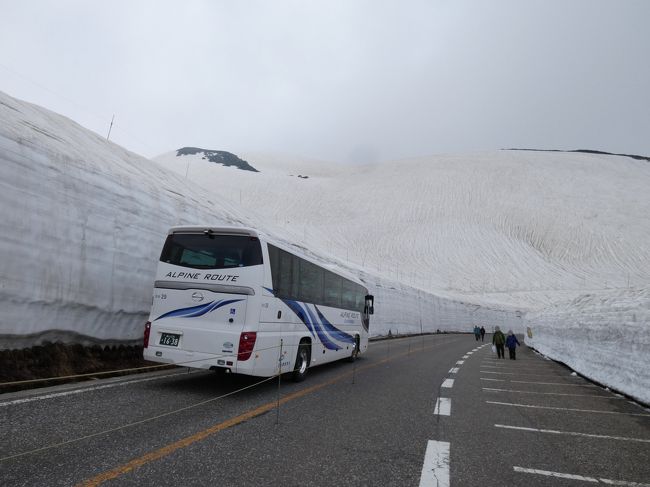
106,114,115,141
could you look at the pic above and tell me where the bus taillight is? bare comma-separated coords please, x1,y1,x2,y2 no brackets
238,332,257,361
144,321,151,348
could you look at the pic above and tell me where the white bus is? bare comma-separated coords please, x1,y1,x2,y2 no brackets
143,226,374,381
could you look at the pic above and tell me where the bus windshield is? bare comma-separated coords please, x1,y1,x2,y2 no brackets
160,233,263,270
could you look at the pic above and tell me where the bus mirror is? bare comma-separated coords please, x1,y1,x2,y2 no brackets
365,295,374,315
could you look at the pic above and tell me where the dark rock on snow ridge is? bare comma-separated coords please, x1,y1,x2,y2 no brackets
176,147,259,172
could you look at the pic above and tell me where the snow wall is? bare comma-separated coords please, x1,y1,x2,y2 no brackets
0,91,520,350
525,288,650,405
3,91,645,405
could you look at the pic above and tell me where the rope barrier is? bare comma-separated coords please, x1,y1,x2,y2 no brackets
0,334,461,388
0,342,305,387
0,374,277,462
0,363,175,387
0,335,465,463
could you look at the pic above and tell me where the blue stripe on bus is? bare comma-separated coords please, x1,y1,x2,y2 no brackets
304,305,341,351
283,299,343,351
154,299,243,321
154,301,216,320
282,299,315,337
315,306,356,344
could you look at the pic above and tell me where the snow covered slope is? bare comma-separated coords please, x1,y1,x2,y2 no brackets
525,289,650,405
0,93,254,346
1,90,648,402
155,148,650,310
152,147,650,403
0,91,521,349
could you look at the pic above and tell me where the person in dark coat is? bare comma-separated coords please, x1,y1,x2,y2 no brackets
505,330,520,360
492,326,506,359
480,326,486,342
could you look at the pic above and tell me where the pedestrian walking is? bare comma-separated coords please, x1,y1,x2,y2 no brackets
480,326,485,342
473,325,481,341
492,326,506,359
505,330,520,360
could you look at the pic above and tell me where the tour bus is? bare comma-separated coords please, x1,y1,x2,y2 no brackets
143,226,374,381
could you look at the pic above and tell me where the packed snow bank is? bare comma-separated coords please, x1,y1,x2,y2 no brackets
353,269,522,336
1,90,648,404
525,288,650,405
0,91,515,349
0,93,255,347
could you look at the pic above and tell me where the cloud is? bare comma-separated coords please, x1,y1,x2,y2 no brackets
1,0,649,162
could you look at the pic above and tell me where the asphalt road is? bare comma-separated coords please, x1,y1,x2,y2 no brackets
1,334,648,486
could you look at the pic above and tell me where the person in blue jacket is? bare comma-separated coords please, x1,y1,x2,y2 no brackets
505,330,520,360
473,325,481,341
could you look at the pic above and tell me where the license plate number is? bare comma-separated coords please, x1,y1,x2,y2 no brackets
160,333,180,347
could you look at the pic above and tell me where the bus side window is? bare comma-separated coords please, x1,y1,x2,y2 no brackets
278,251,294,298
268,244,280,293
341,279,355,311
323,271,342,308
298,258,323,304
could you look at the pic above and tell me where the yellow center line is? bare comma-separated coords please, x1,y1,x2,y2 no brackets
77,375,343,487
76,338,459,486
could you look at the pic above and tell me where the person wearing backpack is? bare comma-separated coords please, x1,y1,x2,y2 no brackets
505,330,521,360
492,326,506,359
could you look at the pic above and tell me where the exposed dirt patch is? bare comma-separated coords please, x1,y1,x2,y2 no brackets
0,342,168,393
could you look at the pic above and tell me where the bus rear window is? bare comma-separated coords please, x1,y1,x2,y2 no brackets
160,233,263,270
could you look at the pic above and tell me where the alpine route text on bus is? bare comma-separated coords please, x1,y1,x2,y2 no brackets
143,227,374,381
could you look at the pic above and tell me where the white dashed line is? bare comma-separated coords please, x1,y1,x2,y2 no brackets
483,360,535,363
486,401,650,417
448,367,459,374
480,370,568,377
441,379,455,388
510,380,597,387
480,364,550,370
483,388,621,398
513,466,650,486
434,397,451,416
495,424,650,443
456,360,465,365
419,440,450,487
480,378,506,382
462,355,469,359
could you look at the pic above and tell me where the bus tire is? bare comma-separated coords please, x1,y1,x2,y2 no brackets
348,336,360,363
292,343,310,382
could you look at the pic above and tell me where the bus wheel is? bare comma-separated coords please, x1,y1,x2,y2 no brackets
348,337,360,363
292,344,310,382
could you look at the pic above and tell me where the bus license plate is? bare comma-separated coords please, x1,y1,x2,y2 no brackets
160,333,180,347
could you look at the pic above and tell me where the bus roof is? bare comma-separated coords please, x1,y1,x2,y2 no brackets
167,226,259,238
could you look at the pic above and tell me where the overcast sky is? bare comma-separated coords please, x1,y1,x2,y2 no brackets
1,0,649,163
